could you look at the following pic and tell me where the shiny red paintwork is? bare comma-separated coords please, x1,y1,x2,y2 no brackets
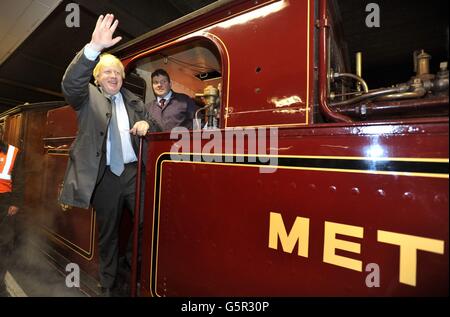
140,118,448,296
123,0,448,296
42,106,100,283
120,0,314,128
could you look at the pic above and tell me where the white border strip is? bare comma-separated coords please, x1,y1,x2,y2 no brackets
5,271,27,297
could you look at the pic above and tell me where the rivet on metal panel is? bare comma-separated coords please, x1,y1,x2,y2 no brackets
402,192,415,201
433,194,446,204
351,187,360,195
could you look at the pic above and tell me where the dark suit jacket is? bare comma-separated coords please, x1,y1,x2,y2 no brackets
147,91,197,131
59,49,149,209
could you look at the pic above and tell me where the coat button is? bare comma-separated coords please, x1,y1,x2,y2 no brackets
96,152,100,157
100,131,104,136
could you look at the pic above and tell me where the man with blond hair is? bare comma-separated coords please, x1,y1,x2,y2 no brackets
59,14,150,296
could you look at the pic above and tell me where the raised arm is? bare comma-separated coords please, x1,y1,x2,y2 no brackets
61,14,122,110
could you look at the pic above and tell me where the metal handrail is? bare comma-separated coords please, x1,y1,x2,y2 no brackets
131,136,144,297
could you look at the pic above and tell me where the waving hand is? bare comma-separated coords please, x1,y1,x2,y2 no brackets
89,14,122,52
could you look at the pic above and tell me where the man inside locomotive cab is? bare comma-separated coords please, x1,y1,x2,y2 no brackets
147,69,197,131
59,14,151,297
0,126,24,297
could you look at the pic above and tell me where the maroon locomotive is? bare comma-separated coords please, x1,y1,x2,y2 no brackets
1,0,447,296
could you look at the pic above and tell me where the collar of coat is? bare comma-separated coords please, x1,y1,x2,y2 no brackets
96,85,143,112
120,88,142,111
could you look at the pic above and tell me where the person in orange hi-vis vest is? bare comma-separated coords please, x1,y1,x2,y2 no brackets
0,125,24,297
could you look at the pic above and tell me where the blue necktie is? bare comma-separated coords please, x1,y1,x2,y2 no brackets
109,96,124,176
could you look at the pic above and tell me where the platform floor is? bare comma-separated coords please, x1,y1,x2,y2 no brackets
2,241,87,297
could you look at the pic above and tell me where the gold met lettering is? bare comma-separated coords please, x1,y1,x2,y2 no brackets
377,230,445,286
268,212,309,257
268,212,446,286
323,221,363,272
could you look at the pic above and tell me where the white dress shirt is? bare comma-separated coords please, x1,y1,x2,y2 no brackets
83,44,137,165
157,90,173,106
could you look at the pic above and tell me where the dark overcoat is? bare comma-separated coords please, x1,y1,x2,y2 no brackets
59,49,148,209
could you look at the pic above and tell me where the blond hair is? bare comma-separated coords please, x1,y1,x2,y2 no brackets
93,53,125,85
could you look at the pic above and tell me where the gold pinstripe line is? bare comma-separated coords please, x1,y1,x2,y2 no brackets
216,0,311,128
149,148,448,295
161,159,449,179
40,152,96,260
40,211,96,260
161,152,449,163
